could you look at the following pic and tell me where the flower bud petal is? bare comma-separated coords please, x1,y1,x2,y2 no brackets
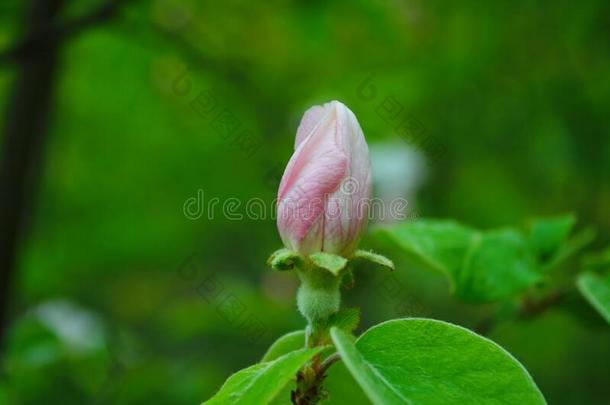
277,101,371,257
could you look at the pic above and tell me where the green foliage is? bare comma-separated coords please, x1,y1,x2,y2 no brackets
375,217,592,303
331,319,546,405
2,0,610,403
378,220,477,279
204,347,324,405
528,215,576,260
577,272,610,324
525,214,595,273
461,229,540,301
376,220,540,302
540,228,596,273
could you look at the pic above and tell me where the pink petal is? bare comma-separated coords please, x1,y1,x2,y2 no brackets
277,106,348,254
294,105,326,149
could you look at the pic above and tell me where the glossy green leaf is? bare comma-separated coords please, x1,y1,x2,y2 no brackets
577,272,610,324
261,330,305,362
331,319,546,405
377,220,541,302
204,347,323,405
323,361,369,404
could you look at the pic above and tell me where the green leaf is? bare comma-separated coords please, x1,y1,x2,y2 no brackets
267,248,302,271
261,330,305,362
542,228,595,272
460,229,540,302
204,347,323,405
377,220,540,302
328,308,360,333
323,362,369,404
528,215,576,259
331,319,546,405
577,272,610,324
352,250,395,271
377,220,478,275
309,252,348,276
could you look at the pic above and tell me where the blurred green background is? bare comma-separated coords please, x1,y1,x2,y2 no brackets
1,0,609,403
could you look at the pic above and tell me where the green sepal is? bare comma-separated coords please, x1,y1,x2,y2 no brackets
352,250,395,271
341,268,355,290
268,248,302,271
309,252,348,276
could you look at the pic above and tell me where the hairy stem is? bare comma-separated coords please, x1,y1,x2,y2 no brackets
292,265,342,404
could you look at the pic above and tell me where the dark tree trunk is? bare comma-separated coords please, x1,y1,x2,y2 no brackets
0,0,64,349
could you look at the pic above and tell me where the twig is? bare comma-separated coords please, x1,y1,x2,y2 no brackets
520,290,565,318
292,350,342,405
474,289,567,335
318,353,341,376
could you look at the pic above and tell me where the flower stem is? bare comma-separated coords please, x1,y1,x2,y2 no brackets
296,265,341,326
292,264,343,404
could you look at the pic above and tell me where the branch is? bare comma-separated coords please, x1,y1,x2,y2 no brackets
0,0,135,350
0,0,134,66
0,0,64,351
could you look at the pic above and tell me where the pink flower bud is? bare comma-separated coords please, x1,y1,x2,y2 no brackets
277,100,372,257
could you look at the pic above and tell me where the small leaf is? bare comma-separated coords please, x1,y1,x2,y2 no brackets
309,252,348,276
528,214,576,260
204,347,324,404
377,220,541,303
331,319,546,405
261,330,305,362
328,308,360,333
542,228,596,272
577,272,610,324
352,250,395,271
376,220,478,276
268,248,302,271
